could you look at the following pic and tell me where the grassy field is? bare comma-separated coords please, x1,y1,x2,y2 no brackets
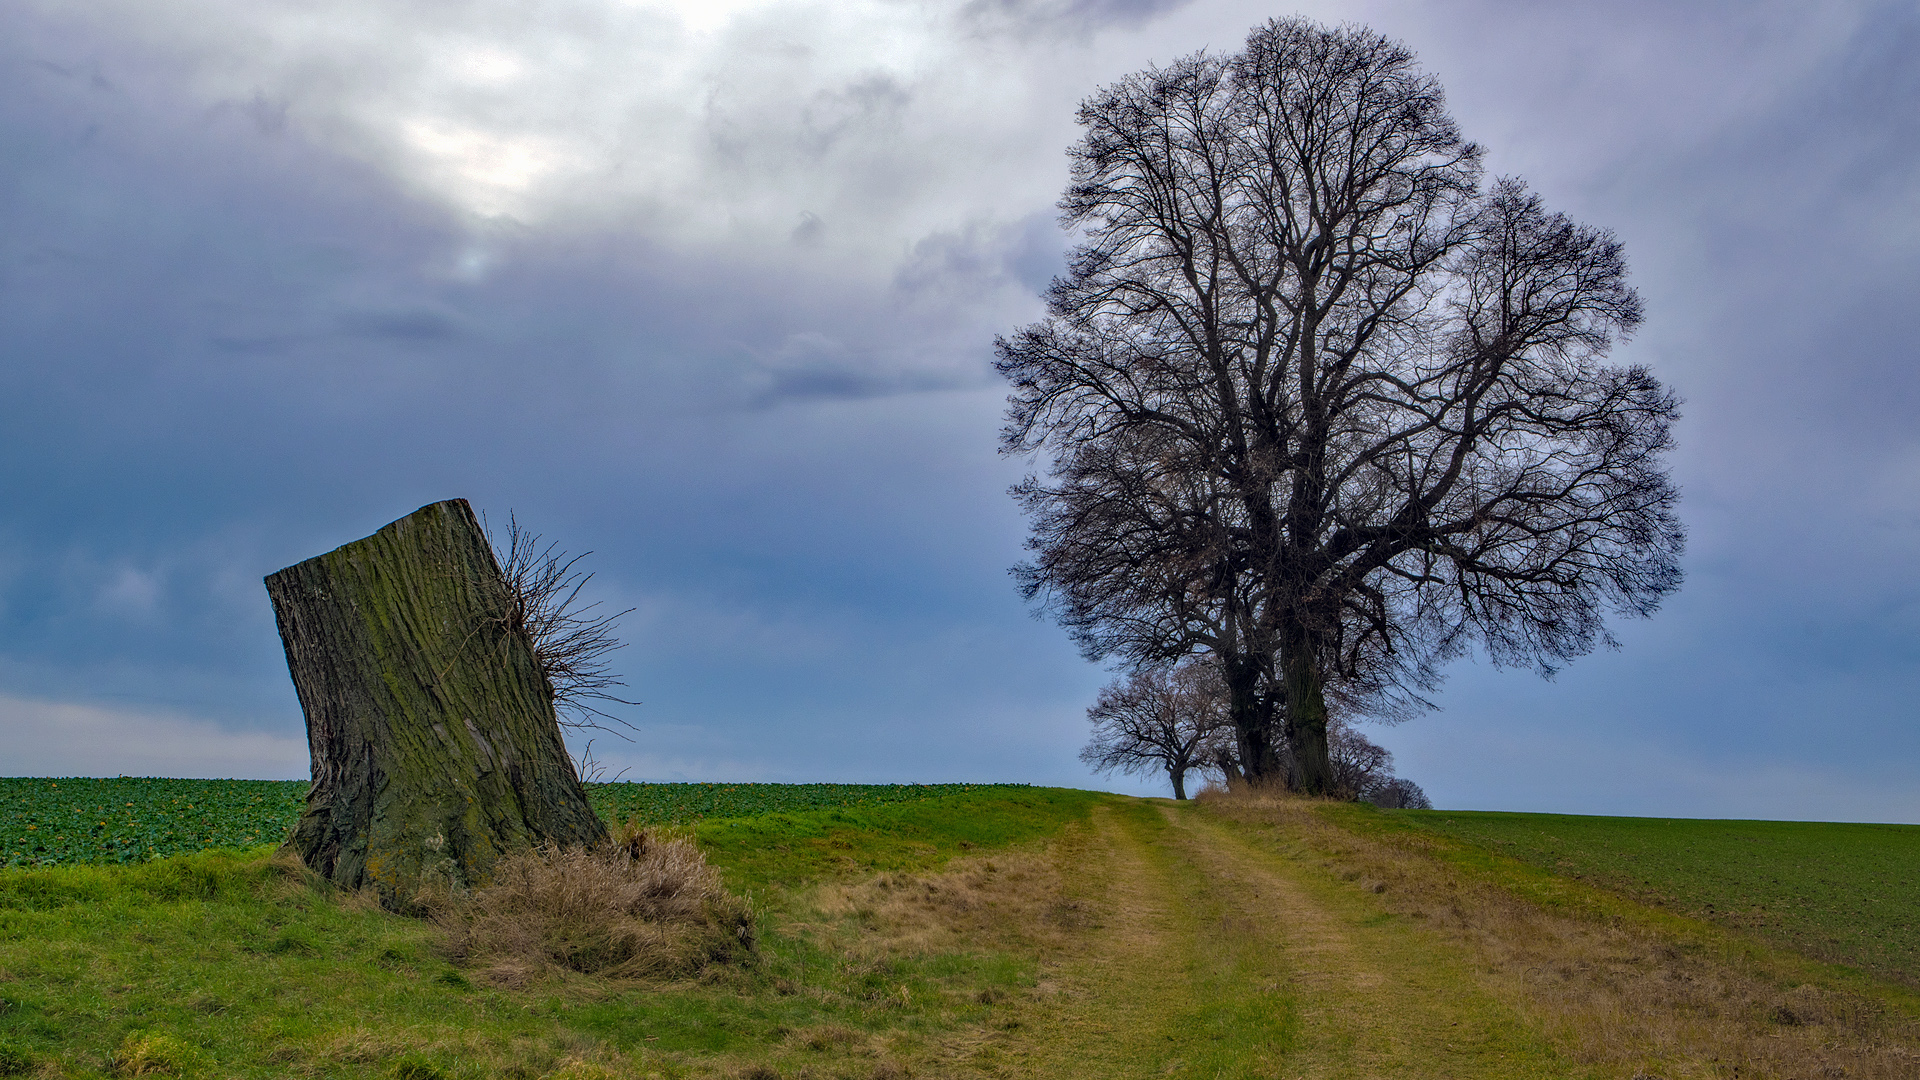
1395,809,1920,988
4,783,1920,1078
0,784,1106,1078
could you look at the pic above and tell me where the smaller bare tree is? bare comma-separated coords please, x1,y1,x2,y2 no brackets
1081,659,1232,799
1364,777,1432,810
1325,725,1395,802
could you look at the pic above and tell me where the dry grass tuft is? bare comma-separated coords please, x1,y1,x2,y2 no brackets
793,1025,864,1053
1196,776,1296,802
1191,779,1232,801
318,1026,408,1065
474,959,541,989
439,822,754,979
111,1032,206,1077
1204,792,1920,1080
542,1058,625,1080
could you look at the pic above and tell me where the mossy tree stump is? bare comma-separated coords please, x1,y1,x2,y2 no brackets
266,499,606,904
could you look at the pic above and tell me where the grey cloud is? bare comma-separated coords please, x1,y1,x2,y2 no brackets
959,0,1196,37
337,309,463,342
790,211,824,246
233,92,292,137
894,212,1066,300
799,75,914,156
0,694,307,778
702,69,918,188
746,332,979,405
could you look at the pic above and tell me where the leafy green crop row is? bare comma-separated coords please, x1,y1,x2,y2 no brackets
0,778,307,868
1,778,1032,867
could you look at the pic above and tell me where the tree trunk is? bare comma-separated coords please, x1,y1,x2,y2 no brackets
1223,653,1282,784
1169,766,1188,800
1220,757,1246,790
1283,643,1333,795
265,498,606,906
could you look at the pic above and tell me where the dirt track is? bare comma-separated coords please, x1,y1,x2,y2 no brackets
943,797,1920,1080
964,799,1574,1079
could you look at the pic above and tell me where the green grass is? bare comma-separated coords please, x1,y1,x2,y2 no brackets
694,787,1105,893
0,786,1098,1078
1391,809,1920,988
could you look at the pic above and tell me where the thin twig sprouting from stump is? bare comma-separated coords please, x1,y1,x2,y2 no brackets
488,512,639,739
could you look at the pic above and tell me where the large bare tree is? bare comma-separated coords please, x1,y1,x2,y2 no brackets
1000,18,1682,793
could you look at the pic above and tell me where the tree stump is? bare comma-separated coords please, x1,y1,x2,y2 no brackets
266,498,606,904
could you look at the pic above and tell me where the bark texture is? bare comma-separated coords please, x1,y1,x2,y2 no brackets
1283,647,1332,796
266,498,606,904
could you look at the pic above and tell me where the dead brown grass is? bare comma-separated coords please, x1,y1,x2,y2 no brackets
298,1027,645,1079
1191,779,1231,801
1206,792,1920,1080
438,823,754,980
797,837,1088,960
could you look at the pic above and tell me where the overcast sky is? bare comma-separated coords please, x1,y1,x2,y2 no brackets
2,0,1915,822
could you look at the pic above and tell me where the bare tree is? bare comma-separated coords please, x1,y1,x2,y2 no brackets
1015,425,1439,785
1364,777,1432,810
1324,723,1393,801
1001,18,1682,793
1080,658,1233,799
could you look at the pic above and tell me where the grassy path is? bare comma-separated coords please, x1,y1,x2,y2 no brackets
980,799,1584,1079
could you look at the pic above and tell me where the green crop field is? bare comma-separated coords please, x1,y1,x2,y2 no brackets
0,778,1037,868
0,778,307,867
1398,809,1920,988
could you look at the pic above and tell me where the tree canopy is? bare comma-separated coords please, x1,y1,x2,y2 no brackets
1000,18,1682,792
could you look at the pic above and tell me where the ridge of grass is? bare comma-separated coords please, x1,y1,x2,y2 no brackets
587,782,1039,829
1166,803,1593,1079
1383,807,1920,990
1314,802,1920,1019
